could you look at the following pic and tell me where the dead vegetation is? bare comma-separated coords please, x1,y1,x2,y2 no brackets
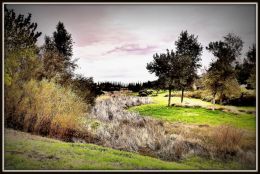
85,96,255,168
5,79,93,142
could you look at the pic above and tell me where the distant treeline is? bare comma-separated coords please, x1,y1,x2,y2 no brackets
96,81,161,92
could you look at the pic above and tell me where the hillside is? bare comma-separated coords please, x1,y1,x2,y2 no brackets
4,129,245,170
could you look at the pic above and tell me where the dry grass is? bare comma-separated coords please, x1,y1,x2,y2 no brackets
5,79,91,142
89,96,255,164
89,96,213,161
209,125,244,158
208,125,255,168
161,122,255,167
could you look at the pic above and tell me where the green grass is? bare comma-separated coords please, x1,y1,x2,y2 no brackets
179,156,249,170
4,129,246,170
129,91,256,130
130,104,255,130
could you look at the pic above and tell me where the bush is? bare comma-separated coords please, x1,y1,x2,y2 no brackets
227,95,256,106
209,125,244,159
5,79,90,141
138,89,153,97
70,75,98,106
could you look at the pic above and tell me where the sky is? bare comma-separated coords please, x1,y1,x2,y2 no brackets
6,4,256,83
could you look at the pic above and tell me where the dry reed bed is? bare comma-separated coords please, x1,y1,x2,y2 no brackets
88,96,206,160
85,96,255,168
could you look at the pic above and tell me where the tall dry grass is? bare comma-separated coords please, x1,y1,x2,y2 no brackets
209,125,244,158
5,79,91,141
88,96,210,161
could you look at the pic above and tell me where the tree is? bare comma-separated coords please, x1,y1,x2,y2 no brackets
71,75,98,106
175,31,203,103
4,7,42,127
205,33,243,108
53,21,73,58
42,22,77,85
4,6,42,53
147,50,190,106
235,62,251,85
40,36,66,80
246,45,256,89
235,44,256,88
4,6,42,86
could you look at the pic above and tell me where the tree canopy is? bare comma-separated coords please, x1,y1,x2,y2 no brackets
147,31,203,105
204,33,243,106
147,49,193,106
235,44,256,87
41,22,77,85
175,31,203,102
4,7,42,87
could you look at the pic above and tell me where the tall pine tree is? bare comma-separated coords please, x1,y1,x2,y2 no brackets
175,31,203,103
42,22,77,84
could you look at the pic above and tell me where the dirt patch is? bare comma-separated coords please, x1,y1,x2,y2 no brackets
198,124,210,128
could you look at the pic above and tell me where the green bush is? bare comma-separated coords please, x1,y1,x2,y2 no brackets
138,89,153,97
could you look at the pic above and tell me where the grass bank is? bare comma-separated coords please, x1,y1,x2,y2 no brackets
4,129,246,170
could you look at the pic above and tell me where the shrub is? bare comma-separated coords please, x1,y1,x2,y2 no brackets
227,95,256,106
209,125,244,159
70,75,98,106
5,79,89,141
138,89,153,97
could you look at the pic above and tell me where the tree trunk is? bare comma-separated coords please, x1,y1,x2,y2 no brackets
219,92,223,105
212,93,216,111
168,88,172,107
156,89,159,96
181,88,184,103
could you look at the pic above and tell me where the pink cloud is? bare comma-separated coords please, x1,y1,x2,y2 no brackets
104,43,158,55
74,28,138,47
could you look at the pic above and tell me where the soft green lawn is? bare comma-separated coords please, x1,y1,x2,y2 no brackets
129,91,256,130
130,103,255,130
4,129,246,170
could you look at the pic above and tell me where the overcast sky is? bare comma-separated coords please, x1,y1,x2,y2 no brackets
6,4,256,83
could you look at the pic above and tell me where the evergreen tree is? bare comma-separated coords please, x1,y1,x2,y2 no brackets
245,45,256,89
175,31,203,103
42,22,77,84
204,33,243,107
53,21,73,58
4,6,42,86
4,6,41,53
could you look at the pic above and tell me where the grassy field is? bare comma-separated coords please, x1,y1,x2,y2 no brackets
4,129,246,170
4,91,256,170
129,91,256,130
